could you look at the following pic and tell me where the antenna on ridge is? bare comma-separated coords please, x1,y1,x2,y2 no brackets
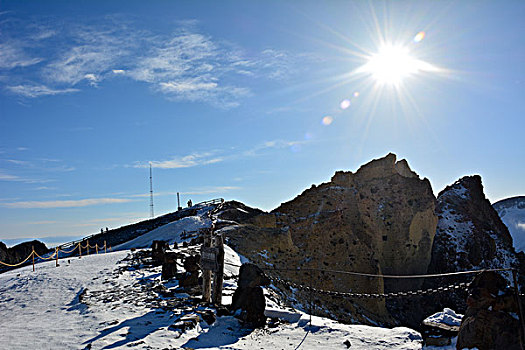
149,162,154,218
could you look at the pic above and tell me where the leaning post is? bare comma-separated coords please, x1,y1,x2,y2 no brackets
212,233,225,306
201,228,213,303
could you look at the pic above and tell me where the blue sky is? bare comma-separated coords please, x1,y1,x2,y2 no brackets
1,0,524,246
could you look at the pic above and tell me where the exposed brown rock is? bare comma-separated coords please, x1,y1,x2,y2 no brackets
226,153,437,325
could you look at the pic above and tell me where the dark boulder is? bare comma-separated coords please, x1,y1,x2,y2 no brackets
457,271,521,350
230,263,270,327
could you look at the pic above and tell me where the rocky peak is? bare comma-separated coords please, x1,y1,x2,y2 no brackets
331,153,418,185
227,153,437,326
426,175,519,316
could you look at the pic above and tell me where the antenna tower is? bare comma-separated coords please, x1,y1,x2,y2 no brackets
149,163,154,218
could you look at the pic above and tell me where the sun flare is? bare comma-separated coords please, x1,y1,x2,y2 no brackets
357,44,438,87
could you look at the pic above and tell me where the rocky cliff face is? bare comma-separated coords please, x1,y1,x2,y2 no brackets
425,176,520,314
429,176,517,274
225,153,438,325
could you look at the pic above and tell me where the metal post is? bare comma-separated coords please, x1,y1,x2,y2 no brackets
512,269,525,350
212,234,225,306
32,246,35,272
202,229,212,303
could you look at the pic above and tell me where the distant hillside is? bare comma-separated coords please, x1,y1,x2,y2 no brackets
493,196,525,253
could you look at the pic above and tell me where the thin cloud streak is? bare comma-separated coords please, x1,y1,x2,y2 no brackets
2,197,135,209
6,84,80,97
134,152,224,169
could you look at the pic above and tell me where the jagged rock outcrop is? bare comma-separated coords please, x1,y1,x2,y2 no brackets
425,176,520,314
0,240,50,271
225,153,437,325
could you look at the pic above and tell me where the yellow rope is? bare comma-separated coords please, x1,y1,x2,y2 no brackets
0,251,34,267
33,249,56,261
58,245,78,254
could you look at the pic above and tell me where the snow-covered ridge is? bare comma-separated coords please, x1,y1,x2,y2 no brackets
494,196,525,253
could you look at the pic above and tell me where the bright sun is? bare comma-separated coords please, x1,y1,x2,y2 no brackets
357,43,438,87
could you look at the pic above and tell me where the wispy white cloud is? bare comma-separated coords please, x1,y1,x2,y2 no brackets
1,15,307,107
0,42,43,69
6,84,79,97
133,138,309,170
0,171,21,181
243,139,307,156
134,152,224,169
26,220,58,225
1,197,134,209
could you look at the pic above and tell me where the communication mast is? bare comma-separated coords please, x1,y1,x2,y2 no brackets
149,162,154,218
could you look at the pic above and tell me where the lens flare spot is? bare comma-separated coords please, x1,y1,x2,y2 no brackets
304,132,313,140
414,31,425,43
322,116,334,125
340,99,351,109
353,91,360,97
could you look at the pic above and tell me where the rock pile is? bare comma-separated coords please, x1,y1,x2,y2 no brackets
457,271,521,350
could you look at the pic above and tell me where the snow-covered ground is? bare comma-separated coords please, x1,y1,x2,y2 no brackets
0,245,440,349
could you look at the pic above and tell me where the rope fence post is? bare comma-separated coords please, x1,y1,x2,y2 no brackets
96,244,98,254
104,241,107,254
86,240,90,255
32,246,35,272
55,247,59,267
79,243,82,257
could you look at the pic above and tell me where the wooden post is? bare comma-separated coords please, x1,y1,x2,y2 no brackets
86,240,90,255
55,247,59,267
96,244,98,254
212,234,225,306
202,229,212,303
512,269,525,350
79,243,82,257
104,240,107,254
32,246,35,272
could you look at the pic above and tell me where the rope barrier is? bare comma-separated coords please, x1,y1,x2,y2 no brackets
267,273,471,299
0,241,108,271
260,266,514,279
58,244,79,254
0,250,34,267
33,249,56,261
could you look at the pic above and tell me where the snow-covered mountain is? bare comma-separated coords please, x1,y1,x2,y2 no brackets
493,196,525,253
